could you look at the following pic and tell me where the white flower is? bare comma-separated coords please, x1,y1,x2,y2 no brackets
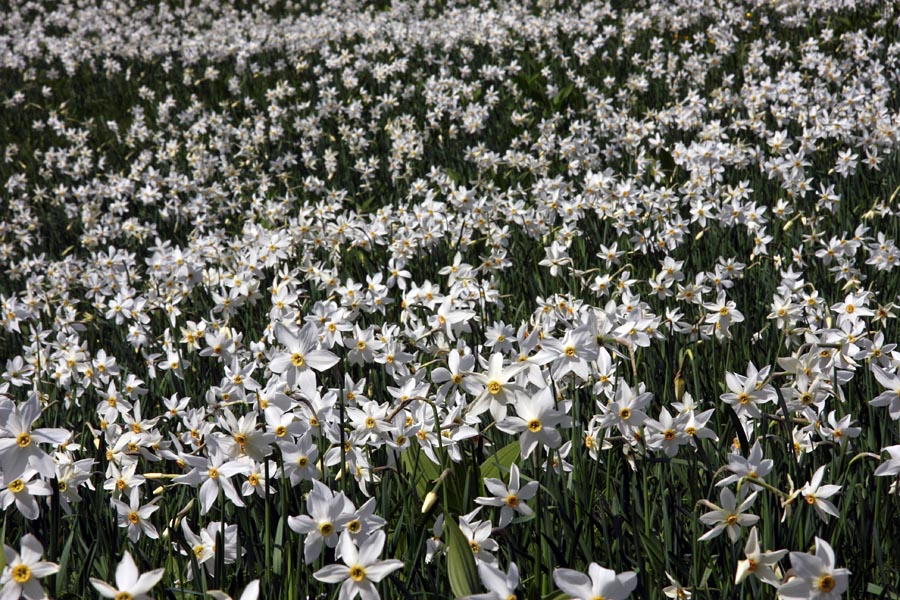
269,322,339,388
698,487,759,543
208,580,260,600
89,551,164,600
870,365,900,420
778,538,849,600
874,445,900,477
1,534,59,600
799,466,841,523
313,531,403,600
735,527,786,587
553,563,637,600
112,487,160,542
496,386,571,459
463,562,520,600
474,463,538,528
288,479,353,564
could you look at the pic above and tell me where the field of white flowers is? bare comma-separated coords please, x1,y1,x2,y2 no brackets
2,0,900,598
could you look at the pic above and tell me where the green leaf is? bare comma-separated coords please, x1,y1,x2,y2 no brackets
0,520,5,573
55,525,78,597
480,441,520,481
272,513,284,575
445,514,479,598
400,444,442,499
551,84,573,109
866,584,900,599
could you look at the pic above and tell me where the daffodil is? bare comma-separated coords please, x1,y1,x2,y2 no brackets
1,534,59,600
698,487,759,543
475,463,538,527
553,563,638,600
313,531,403,600
89,551,164,600
496,386,571,459
778,538,849,600
735,527,786,587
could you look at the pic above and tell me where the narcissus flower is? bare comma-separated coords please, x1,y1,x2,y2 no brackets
313,531,403,600
496,386,571,459
698,487,759,543
553,562,638,600
474,463,538,527
735,527,786,587
778,538,849,600
1,534,59,600
89,551,164,600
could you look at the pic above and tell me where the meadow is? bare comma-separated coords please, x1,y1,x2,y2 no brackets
1,0,900,598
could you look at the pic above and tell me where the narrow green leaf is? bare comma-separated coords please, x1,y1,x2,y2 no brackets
445,514,479,598
273,512,284,575
867,583,900,599
55,525,78,596
480,441,520,481
400,444,442,499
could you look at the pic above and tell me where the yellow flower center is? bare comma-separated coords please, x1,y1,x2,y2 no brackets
348,519,362,533
452,374,463,385
487,381,502,395
564,346,576,357
248,474,260,486
505,495,520,508
469,540,481,553
817,574,836,592
725,514,738,526
737,393,750,405
291,353,305,367
365,417,377,429
193,545,205,557
356,340,367,351
349,565,366,582
319,522,334,536
297,456,308,467
527,419,543,432
619,407,631,420
234,433,247,446
128,511,140,524
208,468,219,479
663,430,676,441
12,564,31,583
16,432,32,448
805,494,816,504
275,425,287,437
